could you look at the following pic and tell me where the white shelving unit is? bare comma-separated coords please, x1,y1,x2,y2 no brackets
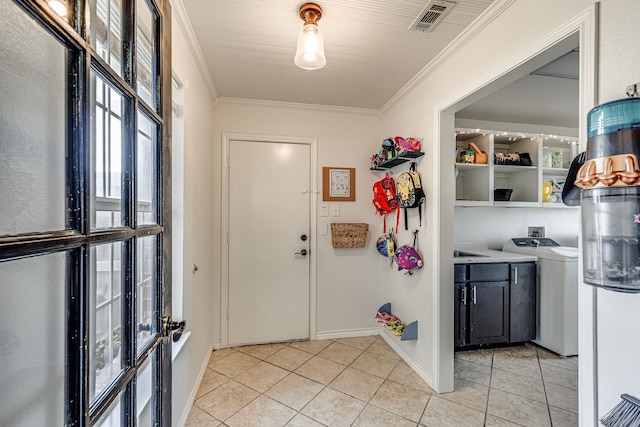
455,129,578,208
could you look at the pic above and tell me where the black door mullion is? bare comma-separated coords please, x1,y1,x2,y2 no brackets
122,237,136,426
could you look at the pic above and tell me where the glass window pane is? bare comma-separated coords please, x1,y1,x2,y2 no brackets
137,112,158,225
95,390,123,427
91,0,123,77
90,242,124,403
0,1,67,236
91,72,124,229
136,351,156,426
137,235,156,353
0,252,67,426
136,0,156,108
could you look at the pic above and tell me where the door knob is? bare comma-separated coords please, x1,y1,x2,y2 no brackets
295,249,308,256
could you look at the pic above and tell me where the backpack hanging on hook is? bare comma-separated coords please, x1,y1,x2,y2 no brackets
396,162,426,230
372,172,400,233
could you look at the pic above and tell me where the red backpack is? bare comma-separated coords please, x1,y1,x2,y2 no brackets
373,173,400,232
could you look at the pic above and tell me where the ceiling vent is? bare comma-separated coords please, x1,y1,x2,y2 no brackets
409,0,456,32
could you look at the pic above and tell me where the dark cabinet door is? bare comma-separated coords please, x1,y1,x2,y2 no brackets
469,280,510,345
510,262,537,343
454,282,468,347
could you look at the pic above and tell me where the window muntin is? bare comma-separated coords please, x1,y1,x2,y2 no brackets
137,111,158,226
91,0,123,77
0,2,67,236
90,241,124,403
92,72,124,229
0,252,67,427
136,0,156,109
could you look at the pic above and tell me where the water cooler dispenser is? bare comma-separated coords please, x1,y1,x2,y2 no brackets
575,97,640,293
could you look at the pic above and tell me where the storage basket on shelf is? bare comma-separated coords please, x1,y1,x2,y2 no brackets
330,223,368,248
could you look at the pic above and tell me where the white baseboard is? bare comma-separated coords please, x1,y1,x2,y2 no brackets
176,340,216,427
379,326,434,390
316,327,380,340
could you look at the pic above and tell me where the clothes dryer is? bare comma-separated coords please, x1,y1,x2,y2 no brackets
502,238,579,356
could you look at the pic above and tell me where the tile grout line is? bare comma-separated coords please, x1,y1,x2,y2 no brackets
536,348,555,426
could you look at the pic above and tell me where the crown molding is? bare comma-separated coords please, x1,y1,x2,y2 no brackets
381,0,517,114
170,0,219,102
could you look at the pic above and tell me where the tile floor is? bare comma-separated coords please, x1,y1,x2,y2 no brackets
186,336,578,427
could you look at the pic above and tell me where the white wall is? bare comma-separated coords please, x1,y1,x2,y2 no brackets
592,0,640,420
212,101,383,336
170,10,217,427
454,207,579,249
380,0,594,393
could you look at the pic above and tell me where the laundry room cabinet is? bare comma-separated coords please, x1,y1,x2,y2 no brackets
455,262,536,349
454,129,578,208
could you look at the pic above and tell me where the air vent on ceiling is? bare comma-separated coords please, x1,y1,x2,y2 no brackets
409,0,456,32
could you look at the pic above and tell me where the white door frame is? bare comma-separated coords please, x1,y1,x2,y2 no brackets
221,133,318,348
433,5,598,411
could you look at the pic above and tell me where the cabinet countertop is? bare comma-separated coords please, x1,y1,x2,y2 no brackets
454,248,537,264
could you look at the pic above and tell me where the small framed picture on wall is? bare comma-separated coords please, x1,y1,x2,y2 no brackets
322,167,355,201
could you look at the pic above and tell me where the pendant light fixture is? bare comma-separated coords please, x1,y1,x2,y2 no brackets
294,3,326,70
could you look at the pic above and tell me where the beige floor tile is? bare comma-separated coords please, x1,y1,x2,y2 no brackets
370,379,430,422
301,388,366,427
288,340,333,355
235,343,287,360
353,404,417,427
490,367,546,403
196,369,231,399
328,367,385,401
484,414,524,426
317,341,363,365
387,361,433,393
544,382,578,412
265,346,313,371
487,388,551,427
294,355,346,385
350,350,398,378
494,344,538,359
265,373,324,411
454,359,492,386
439,378,489,412
208,348,237,365
185,406,221,427
540,362,578,389
285,413,325,427
225,395,296,427
492,352,542,380
233,361,289,393
209,352,260,378
455,348,494,367
420,395,484,427
367,337,402,360
549,406,578,427
336,335,378,350
195,380,259,422
537,347,578,371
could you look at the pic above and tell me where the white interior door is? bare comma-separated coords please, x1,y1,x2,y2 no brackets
228,139,311,345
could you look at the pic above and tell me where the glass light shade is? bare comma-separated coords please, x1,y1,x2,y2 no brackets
48,0,68,17
294,23,326,70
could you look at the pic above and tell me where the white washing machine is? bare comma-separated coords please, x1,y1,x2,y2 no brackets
502,238,579,357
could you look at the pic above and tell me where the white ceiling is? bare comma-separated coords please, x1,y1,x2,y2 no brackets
178,0,495,109
177,0,579,128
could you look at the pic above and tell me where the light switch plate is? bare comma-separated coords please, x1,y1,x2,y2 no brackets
330,204,340,217
320,204,329,217
320,221,328,235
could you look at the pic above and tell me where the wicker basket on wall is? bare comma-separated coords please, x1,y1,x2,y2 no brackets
330,223,368,248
